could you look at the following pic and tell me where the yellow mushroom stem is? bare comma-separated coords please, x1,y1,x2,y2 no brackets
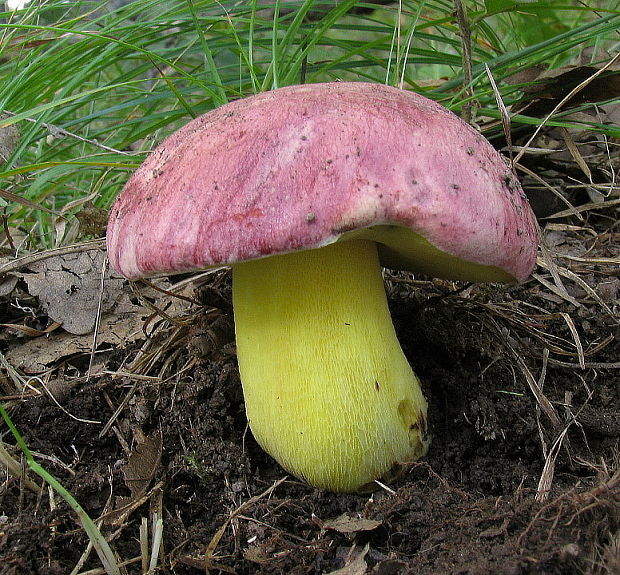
232,239,428,492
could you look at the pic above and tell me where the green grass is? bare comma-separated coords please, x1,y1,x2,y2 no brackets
0,0,618,248
0,402,122,575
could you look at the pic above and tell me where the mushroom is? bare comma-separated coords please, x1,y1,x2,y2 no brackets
106,82,538,492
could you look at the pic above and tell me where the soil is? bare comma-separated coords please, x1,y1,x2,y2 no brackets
1,236,619,575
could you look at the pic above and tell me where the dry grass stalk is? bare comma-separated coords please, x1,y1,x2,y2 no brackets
201,478,287,573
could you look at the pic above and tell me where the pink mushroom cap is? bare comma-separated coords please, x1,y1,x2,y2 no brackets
107,82,538,283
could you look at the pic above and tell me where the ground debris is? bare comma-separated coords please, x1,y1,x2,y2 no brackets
107,429,163,527
22,250,123,335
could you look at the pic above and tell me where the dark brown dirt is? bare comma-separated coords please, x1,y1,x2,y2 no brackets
1,251,619,575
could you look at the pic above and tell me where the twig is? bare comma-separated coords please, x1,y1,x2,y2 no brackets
453,0,476,123
0,239,106,275
87,253,108,381
0,440,41,492
2,110,132,156
204,478,287,571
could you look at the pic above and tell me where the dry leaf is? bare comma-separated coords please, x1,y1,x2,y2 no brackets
515,65,620,117
5,266,183,373
0,270,19,296
326,545,369,575
122,430,162,498
323,514,382,535
4,292,148,373
510,63,620,207
23,250,124,335
110,430,162,526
